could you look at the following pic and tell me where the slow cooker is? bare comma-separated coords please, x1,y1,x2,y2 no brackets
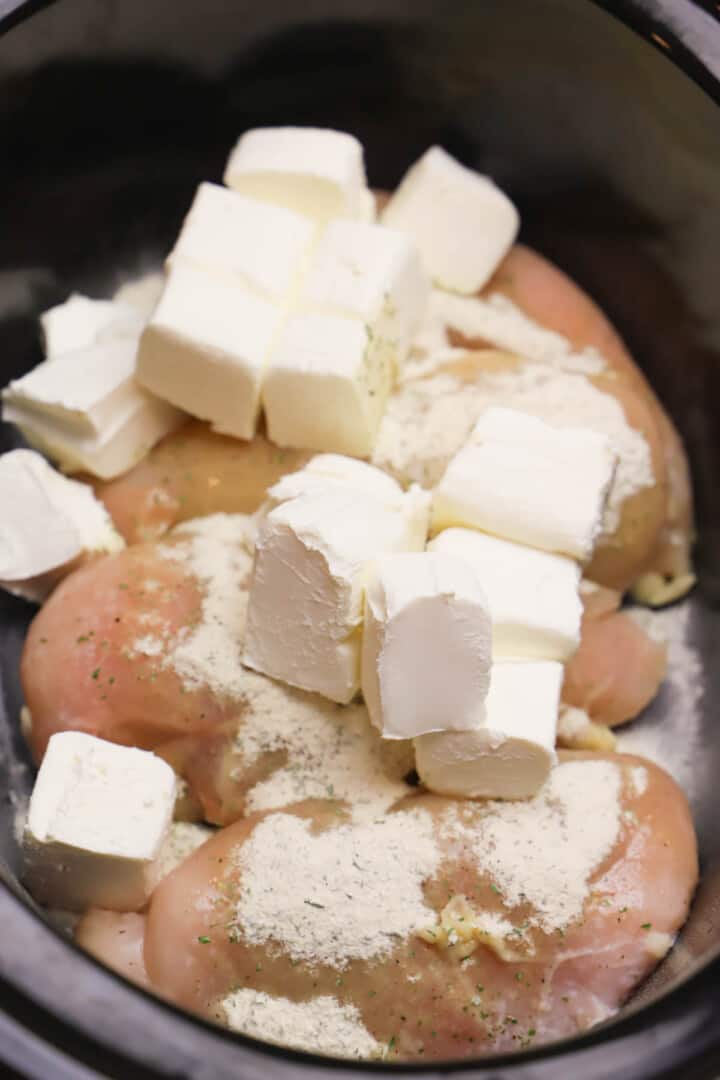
1,1,719,1076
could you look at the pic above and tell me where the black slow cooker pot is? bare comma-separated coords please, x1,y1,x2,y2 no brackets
1,1,719,1077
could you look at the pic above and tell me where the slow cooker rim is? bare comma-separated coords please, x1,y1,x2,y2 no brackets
0,0,719,1077
1,0,719,101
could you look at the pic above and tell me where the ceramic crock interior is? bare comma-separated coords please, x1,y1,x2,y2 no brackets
0,0,719,1074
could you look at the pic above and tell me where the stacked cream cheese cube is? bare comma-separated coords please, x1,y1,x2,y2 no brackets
412,407,616,798
357,406,615,800
0,278,178,599
365,148,615,799
235,133,619,801
135,128,428,456
2,291,183,479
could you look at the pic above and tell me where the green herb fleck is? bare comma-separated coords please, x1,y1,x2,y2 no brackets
91,668,101,680
641,922,652,930
198,935,211,944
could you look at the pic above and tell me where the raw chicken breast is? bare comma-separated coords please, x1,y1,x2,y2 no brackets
563,588,667,728
21,515,413,824
21,515,254,761
376,346,669,592
483,245,693,592
22,514,664,824
92,422,309,545
141,753,696,1061
76,911,149,989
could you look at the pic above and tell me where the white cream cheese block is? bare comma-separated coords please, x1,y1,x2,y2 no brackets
0,450,124,602
22,732,176,911
113,271,166,318
41,295,145,359
361,551,492,739
136,263,284,440
432,406,617,561
300,220,428,364
262,311,394,457
223,126,368,224
428,528,582,661
167,182,315,300
414,659,561,799
266,453,406,510
380,146,519,294
2,340,183,479
243,488,429,703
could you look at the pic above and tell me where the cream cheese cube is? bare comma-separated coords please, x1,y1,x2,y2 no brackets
167,182,315,300
2,339,183,478
362,551,492,739
262,312,394,456
223,126,367,224
5,395,183,480
358,189,377,223
4,339,143,438
380,146,519,294
41,295,144,359
0,450,124,602
414,660,561,800
22,732,176,911
137,264,284,440
113,271,166,318
432,407,616,561
267,453,406,509
428,528,582,661
243,489,427,703
301,221,429,363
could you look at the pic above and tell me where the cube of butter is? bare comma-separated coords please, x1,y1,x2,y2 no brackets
380,146,519,294
362,551,492,739
243,488,430,703
432,407,616,562
223,126,368,224
428,528,582,662
167,182,315,300
262,312,394,457
137,263,284,440
22,732,176,912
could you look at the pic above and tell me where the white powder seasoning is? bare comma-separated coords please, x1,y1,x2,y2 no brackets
618,600,704,796
221,990,381,1059
148,822,213,889
413,290,605,375
235,672,411,822
232,808,441,969
160,514,255,698
447,760,623,934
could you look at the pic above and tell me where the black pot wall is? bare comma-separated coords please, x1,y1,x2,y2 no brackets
0,2,719,1078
